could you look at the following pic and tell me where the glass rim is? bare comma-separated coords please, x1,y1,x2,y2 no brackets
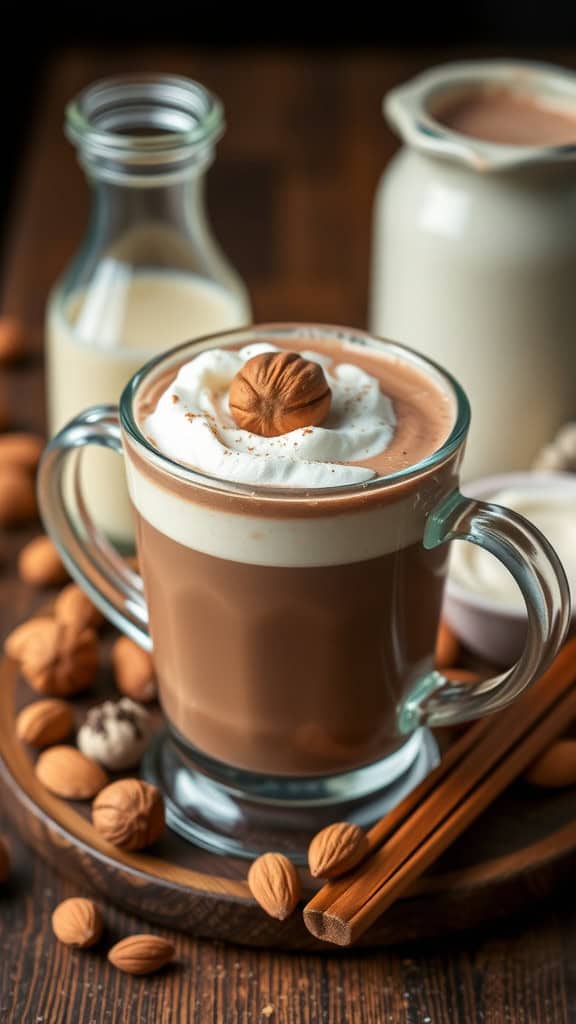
120,322,471,501
65,72,224,159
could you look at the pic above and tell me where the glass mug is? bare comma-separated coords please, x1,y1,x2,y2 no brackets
38,324,570,860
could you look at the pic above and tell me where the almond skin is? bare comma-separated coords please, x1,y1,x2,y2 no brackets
54,583,104,632
92,778,164,850
5,618,99,695
0,316,26,364
247,852,301,920
36,746,108,799
0,466,37,526
18,535,68,587
435,620,460,669
108,934,175,975
16,698,74,748
0,837,10,883
525,739,576,788
51,897,103,948
0,432,44,471
112,636,157,703
308,822,369,879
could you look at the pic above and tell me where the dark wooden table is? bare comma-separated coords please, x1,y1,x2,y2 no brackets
2,46,576,1024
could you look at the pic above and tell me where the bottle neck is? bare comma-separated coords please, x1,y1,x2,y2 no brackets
85,163,212,237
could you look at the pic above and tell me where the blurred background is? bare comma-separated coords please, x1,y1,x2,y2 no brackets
2,11,576,334
3,8,576,253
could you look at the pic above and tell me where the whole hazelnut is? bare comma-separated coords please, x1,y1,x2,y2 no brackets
92,779,164,851
5,617,99,696
229,350,332,436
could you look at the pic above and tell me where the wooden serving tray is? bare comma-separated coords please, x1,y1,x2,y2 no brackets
2,647,576,950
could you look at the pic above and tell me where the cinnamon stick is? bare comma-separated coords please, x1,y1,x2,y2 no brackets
304,637,576,946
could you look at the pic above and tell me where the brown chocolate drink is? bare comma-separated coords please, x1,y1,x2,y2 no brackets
434,86,576,146
125,331,459,776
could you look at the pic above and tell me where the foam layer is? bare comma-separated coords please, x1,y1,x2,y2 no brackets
143,343,396,488
125,458,427,566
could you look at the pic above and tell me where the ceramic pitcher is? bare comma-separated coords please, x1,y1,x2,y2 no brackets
370,60,576,481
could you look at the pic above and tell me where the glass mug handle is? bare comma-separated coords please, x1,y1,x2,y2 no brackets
38,406,151,651
399,490,571,733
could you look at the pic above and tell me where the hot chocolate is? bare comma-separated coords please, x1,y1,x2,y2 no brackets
434,87,576,146
127,333,456,775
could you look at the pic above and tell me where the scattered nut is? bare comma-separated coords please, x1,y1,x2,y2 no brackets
92,778,164,850
0,837,10,883
54,583,104,632
442,668,483,684
435,620,460,670
51,897,103,948
308,822,369,879
229,350,332,436
108,934,175,975
5,618,99,695
247,852,301,920
0,432,44,471
112,636,157,703
18,535,68,587
0,316,26,364
16,698,75,748
36,745,108,799
525,739,576,788
0,466,37,526
78,699,152,771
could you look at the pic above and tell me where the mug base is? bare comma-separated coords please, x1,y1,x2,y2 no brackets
142,728,439,862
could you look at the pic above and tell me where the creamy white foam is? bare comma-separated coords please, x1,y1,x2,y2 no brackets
125,454,427,566
143,343,396,488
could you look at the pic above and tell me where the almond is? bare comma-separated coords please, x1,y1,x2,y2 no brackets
16,698,74,748
435,620,460,669
308,822,369,879
525,739,576,788
442,668,483,683
0,316,26,364
112,636,157,703
0,432,44,471
0,837,10,883
51,897,103,948
18,535,68,587
0,466,37,526
247,852,301,920
36,745,108,799
92,778,164,850
108,934,175,975
5,617,99,695
54,583,104,632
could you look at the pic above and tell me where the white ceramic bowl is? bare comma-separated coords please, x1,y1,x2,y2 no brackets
443,471,576,665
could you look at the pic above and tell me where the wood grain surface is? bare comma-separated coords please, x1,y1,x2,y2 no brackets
1,44,576,1024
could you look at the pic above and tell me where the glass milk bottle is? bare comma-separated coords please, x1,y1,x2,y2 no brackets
46,74,251,548
370,60,576,481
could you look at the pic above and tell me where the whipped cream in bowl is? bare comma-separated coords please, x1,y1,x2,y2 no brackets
143,343,397,488
445,472,576,664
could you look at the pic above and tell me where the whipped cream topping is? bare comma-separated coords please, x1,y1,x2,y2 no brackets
144,343,396,487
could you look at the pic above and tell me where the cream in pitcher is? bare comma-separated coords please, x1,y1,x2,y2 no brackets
370,60,576,481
